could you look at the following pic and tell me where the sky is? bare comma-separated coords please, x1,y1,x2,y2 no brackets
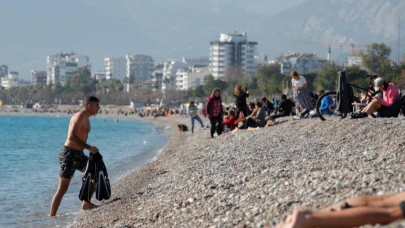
0,0,307,80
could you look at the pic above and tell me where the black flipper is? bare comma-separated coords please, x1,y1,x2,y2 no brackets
93,152,111,201
78,154,96,202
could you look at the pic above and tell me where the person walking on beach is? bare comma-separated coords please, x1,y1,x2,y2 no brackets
291,71,314,120
49,96,100,216
233,84,249,117
204,88,224,138
277,191,405,227
188,101,205,133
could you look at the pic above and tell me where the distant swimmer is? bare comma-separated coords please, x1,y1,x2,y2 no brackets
49,96,100,217
115,118,118,123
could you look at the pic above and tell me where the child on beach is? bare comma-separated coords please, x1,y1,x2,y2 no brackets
221,109,238,131
187,101,205,133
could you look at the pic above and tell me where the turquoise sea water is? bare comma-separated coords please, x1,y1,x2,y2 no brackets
0,116,170,228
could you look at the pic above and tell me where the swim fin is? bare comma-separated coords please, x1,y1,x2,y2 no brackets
78,154,96,202
93,152,111,201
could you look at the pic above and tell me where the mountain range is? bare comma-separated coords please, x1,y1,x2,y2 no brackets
0,0,404,80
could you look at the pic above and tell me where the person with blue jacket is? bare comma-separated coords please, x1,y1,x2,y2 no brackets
318,90,334,115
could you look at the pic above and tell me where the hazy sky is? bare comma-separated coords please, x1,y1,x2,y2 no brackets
0,0,307,80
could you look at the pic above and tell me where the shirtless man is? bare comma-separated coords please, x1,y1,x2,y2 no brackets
49,96,100,216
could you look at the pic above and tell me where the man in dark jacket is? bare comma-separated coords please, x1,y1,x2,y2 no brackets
267,94,295,121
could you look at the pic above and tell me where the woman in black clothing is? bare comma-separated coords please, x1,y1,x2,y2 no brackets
233,84,249,117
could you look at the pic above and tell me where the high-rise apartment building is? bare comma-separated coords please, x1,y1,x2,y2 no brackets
46,52,91,85
209,31,258,79
31,70,47,86
0,65,8,78
125,54,154,84
104,57,126,80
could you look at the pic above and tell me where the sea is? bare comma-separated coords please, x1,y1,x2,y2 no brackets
0,115,171,228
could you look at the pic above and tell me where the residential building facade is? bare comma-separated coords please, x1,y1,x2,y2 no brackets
46,52,91,85
104,57,126,80
0,65,8,78
125,54,154,84
151,63,164,91
270,52,326,75
176,66,209,91
1,71,19,89
31,70,47,86
209,31,258,79
161,60,188,91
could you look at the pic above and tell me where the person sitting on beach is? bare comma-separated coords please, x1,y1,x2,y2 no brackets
204,88,224,138
261,97,275,116
277,191,405,227
236,102,257,129
188,101,205,134
351,77,400,119
177,124,188,132
243,101,266,129
221,109,238,131
267,94,295,121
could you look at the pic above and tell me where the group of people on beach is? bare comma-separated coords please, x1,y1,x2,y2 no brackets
49,69,405,227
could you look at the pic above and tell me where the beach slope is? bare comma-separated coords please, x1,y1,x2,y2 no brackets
73,116,405,227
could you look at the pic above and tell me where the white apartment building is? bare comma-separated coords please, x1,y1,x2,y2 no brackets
0,65,8,78
46,52,91,85
161,60,188,91
182,57,209,67
92,72,107,81
1,71,19,89
346,56,365,69
31,70,47,86
151,63,164,91
104,57,126,80
209,31,258,79
176,66,209,91
270,52,326,75
125,54,154,84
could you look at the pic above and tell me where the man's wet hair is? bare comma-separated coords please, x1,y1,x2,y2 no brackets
84,96,100,106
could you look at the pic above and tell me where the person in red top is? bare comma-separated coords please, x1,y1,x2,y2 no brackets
204,88,224,138
222,109,238,131
351,77,401,118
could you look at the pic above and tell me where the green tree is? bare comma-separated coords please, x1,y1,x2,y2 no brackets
203,79,228,96
255,64,281,95
193,85,206,98
66,67,97,94
203,74,214,84
315,62,340,91
360,43,392,77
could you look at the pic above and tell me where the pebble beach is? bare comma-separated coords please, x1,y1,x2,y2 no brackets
68,115,405,228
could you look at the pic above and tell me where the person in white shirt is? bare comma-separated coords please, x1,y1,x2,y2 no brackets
291,71,314,119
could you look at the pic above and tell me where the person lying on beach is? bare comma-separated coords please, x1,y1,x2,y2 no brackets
277,191,405,227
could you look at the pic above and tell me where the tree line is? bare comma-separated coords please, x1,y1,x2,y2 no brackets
1,43,404,106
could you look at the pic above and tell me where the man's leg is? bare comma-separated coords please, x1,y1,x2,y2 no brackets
279,206,403,228
49,177,71,216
